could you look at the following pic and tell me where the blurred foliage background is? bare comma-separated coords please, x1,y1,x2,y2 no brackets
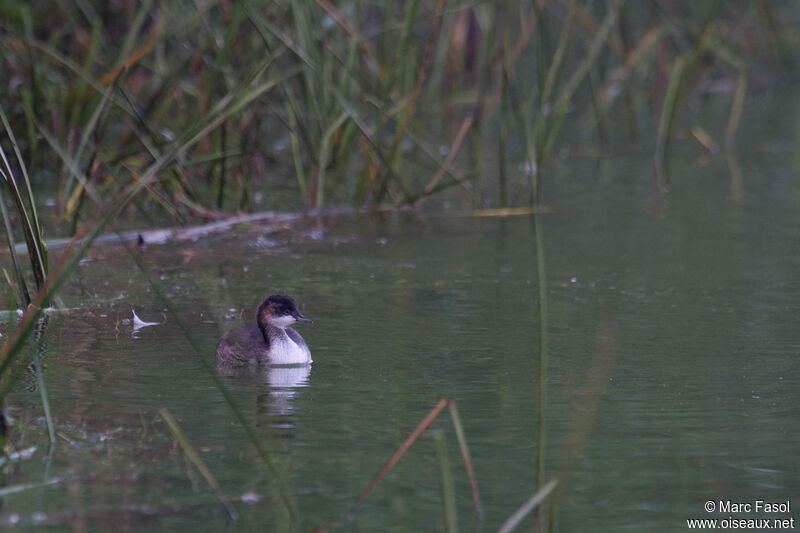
0,0,797,233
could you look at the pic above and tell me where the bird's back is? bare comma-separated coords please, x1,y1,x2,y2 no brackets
216,324,269,366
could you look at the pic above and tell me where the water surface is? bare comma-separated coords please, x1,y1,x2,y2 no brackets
2,154,799,531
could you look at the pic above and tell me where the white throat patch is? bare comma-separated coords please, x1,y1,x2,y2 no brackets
269,315,297,329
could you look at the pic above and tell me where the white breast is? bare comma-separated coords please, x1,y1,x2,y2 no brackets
268,333,312,365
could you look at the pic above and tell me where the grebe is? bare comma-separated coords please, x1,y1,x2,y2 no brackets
216,295,312,366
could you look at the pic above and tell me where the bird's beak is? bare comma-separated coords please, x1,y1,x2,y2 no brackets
294,312,313,324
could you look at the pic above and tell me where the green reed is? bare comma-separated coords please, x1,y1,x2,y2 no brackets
0,105,47,307
0,1,785,228
434,429,458,533
159,408,239,521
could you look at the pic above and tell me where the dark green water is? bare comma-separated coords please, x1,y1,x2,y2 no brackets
2,154,799,531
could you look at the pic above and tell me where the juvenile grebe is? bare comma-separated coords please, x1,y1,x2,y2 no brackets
216,295,312,366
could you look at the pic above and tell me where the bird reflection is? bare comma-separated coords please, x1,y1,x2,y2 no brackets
218,364,311,432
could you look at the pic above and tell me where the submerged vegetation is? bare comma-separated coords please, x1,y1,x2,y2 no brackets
0,0,797,529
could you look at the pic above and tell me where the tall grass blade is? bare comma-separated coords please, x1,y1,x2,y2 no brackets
328,87,409,202
394,124,472,201
31,337,55,448
158,408,239,521
0,106,48,294
496,479,558,533
654,55,688,187
63,67,121,215
599,26,664,113
347,397,450,521
94,5,163,90
540,0,576,109
1,271,23,312
540,4,618,167
32,41,135,121
314,0,385,82
433,430,457,533
533,213,548,490
498,57,510,207
117,0,154,67
286,100,308,197
216,121,227,209
385,0,445,171
447,400,484,521
241,1,316,69
0,187,31,306
394,0,423,91
421,116,474,200
0,109,43,248
34,120,102,217
68,17,101,129
725,71,748,150
316,112,349,208
613,2,640,139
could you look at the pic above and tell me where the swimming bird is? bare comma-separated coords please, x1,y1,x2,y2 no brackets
216,295,312,366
